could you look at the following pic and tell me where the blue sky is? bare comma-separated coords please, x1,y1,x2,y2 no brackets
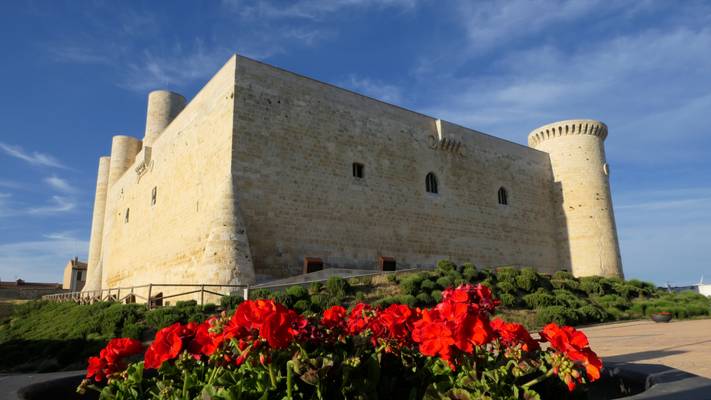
0,0,709,286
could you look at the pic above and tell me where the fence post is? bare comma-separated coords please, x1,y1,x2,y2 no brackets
243,286,249,301
200,285,205,306
147,284,153,310
117,288,121,303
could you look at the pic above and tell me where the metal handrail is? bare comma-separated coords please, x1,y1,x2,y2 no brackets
42,283,249,309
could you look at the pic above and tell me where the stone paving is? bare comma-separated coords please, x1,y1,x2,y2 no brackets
583,318,711,378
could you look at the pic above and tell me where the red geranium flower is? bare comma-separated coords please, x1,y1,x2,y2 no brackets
491,318,539,352
144,322,198,369
540,323,603,383
321,305,347,330
85,338,143,382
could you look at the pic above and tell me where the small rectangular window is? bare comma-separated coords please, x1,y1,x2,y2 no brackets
379,256,396,271
124,208,130,223
304,257,324,274
151,186,157,206
352,162,364,178
76,271,83,281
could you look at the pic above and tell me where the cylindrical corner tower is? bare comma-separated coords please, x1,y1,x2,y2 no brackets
528,119,623,278
83,156,111,292
143,90,187,147
107,135,142,187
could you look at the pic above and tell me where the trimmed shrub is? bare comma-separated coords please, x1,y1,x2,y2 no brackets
355,291,366,302
436,260,457,274
462,264,478,282
552,289,587,308
415,292,434,306
250,288,273,299
400,275,425,295
420,279,436,291
436,276,453,290
592,294,631,311
220,294,244,311
496,281,517,294
522,290,557,309
293,300,311,313
326,276,351,298
308,282,322,295
396,294,417,307
285,285,309,300
498,293,518,308
536,306,580,326
577,305,609,323
515,268,540,293
431,290,443,303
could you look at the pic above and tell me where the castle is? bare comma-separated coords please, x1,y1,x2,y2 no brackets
82,54,623,293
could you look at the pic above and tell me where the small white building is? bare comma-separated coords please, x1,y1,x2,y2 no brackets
62,257,87,292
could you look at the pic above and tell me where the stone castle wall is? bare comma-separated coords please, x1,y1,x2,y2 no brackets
231,56,563,280
83,54,624,293
97,57,240,291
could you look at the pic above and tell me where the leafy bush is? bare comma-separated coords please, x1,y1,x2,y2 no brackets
250,288,273,299
415,292,433,306
293,300,311,313
220,294,244,311
436,259,457,274
552,290,587,309
577,305,609,323
496,281,517,294
497,293,518,308
308,282,322,295
536,306,580,326
285,285,309,300
431,290,443,303
420,279,436,291
523,290,557,309
461,264,478,282
325,276,350,298
436,276,453,290
515,268,541,293
355,291,366,302
400,275,424,295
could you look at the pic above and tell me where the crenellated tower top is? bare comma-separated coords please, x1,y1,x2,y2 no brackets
527,119,607,148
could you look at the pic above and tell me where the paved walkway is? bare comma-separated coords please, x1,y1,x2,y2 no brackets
583,319,711,378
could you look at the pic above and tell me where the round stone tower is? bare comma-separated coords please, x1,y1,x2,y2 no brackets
528,119,623,278
143,90,187,147
107,135,142,187
83,156,111,292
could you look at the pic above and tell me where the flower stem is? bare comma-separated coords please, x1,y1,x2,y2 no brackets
181,369,188,399
286,360,294,399
268,363,277,388
522,369,555,388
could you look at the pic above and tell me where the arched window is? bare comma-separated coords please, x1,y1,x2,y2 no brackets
426,172,438,194
498,187,508,205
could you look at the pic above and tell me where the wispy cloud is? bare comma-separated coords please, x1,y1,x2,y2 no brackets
343,75,404,104
224,0,419,20
44,175,77,194
27,196,76,215
0,233,88,282
49,45,112,64
0,142,68,169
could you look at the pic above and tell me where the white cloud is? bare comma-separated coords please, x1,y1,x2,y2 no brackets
44,175,77,194
0,142,68,169
224,0,419,20
343,75,404,104
27,196,76,215
0,233,88,283
455,0,606,52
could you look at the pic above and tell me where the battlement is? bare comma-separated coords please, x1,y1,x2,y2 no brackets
527,119,607,148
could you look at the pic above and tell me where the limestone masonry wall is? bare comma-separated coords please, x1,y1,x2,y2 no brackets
96,56,245,295
83,54,624,294
232,56,562,280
